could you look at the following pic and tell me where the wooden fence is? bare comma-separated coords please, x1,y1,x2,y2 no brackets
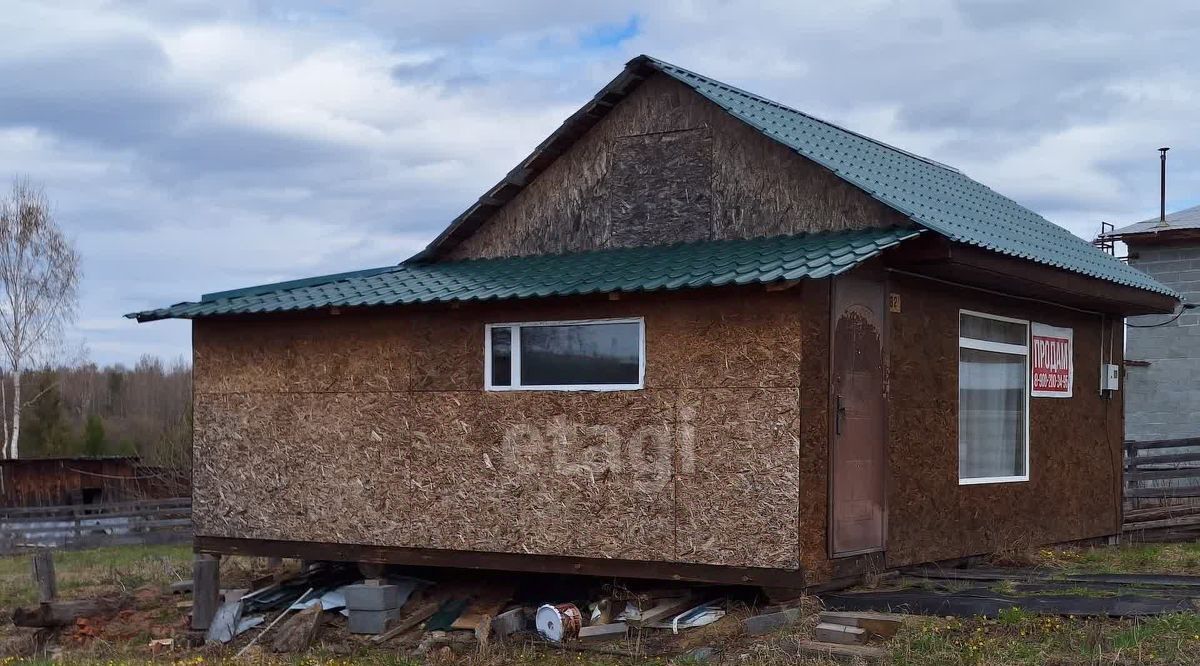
0,497,191,553
1123,437,1200,539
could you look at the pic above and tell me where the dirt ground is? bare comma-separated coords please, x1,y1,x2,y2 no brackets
2,542,1200,664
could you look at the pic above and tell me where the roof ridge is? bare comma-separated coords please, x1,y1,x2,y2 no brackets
637,55,961,175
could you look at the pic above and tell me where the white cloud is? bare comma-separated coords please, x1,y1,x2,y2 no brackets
1,0,1198,364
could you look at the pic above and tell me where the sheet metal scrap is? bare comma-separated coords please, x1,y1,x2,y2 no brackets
242,563,359,614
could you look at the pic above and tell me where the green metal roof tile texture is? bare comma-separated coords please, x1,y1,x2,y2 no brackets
643,57,1173,297
126,227,920,321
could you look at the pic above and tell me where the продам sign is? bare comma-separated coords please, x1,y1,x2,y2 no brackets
1031,323,1073,398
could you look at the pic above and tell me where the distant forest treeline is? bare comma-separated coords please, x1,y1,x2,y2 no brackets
8,356,191,468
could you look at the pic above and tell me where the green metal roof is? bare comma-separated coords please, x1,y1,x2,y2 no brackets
126,227,919,321
638,57,1172,297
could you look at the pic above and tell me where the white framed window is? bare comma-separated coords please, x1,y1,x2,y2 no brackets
485,318,645,391
958,310,1030,485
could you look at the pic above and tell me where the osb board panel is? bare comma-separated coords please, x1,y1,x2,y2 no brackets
606,128,713,248
796,281,833,581
883,276,1124,568
445,74,906,260
674,389,800,568
408,313,484,391
192,392,412,544
402,391,676,560
192,287,811,568
195,390,678,563
644,291,803,389
194,317,411,394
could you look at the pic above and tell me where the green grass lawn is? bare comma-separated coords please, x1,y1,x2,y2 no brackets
0,543,192,609
1038,542,1200,574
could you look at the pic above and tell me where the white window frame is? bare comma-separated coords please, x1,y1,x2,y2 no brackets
484,317,645,392
958,309,1031,486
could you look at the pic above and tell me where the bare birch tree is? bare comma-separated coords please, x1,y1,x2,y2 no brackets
0,178,81,458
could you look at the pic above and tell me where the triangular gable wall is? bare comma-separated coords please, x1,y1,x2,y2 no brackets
441,73,910,261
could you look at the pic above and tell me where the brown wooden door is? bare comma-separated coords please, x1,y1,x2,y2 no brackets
829,269,887,557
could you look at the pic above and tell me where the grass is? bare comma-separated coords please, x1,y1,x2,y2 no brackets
890,612,1200,665
1036,542,1200,574
0,543,192,608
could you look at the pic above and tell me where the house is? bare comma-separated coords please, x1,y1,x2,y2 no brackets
0,456,178,508
128,56,1176,588
1104,204,1199,443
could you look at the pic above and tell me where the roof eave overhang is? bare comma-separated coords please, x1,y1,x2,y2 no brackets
889,235,1178,316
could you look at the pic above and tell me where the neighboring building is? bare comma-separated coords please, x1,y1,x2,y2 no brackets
0,456,178,508
1106,205,1199,442
129,56,1175,587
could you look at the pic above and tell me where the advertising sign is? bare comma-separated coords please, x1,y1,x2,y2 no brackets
1031,323,1073,397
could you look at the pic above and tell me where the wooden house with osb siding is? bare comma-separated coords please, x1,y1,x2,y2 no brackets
129,55,1177,588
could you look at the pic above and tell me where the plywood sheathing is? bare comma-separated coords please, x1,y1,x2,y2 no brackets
675,389,800,568
444,74,908,261
192,288,809,569
883,275,1124,568
796,281,833,582
194,317,412,394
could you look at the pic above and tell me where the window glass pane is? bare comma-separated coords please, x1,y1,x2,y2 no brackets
959,347,1027,479
519,322,640,386
961,313,1026,346
490,327,512,387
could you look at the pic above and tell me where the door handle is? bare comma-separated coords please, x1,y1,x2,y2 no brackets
835,395,846,435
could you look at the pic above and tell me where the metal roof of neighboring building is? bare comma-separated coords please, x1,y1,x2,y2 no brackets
126,227,921,321
1109,203,1200,238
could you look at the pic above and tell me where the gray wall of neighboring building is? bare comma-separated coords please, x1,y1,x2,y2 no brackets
1125,243,1200,441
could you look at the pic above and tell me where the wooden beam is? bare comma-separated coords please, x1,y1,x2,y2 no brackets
194,536,806,588
1127,437,1200,451
192,554,220,631
31,550,56,603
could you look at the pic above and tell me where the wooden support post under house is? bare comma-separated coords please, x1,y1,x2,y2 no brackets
192,554,220,631
31,550,56,603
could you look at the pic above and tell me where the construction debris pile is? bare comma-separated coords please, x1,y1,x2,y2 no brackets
180,563,743,657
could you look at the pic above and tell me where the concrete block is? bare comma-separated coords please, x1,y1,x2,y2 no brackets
348,607,403,634
490,607,528,638
813,622,867,645
344,584,402,611
744,608,802,635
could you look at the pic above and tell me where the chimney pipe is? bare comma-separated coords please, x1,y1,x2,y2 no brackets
1157,147,1170,228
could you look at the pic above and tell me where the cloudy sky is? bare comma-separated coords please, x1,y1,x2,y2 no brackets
2,1,1198,365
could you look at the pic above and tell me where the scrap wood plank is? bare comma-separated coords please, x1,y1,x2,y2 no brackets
790,639,887,662
370,602,439,644
626,595,697,626
12,597,127,627
451,583,515,630
819,611,905,638
1124,514,1200,531
1124,504,1200,521
579,622,627,640
1126,486,1200,499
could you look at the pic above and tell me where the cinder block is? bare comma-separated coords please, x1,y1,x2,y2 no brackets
344,584,402,611
744,608,802,635
348,607,403,634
